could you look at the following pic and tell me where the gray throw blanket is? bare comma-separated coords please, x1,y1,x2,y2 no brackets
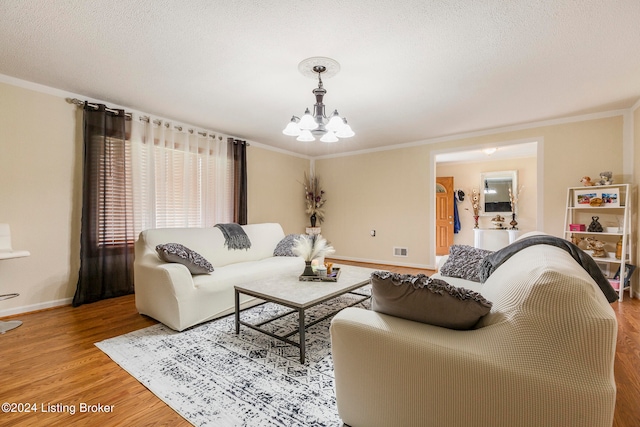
478,235,619,303
214,223,251,250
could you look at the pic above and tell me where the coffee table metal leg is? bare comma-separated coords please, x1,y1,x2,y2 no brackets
234,289,240,334
298,308,305,364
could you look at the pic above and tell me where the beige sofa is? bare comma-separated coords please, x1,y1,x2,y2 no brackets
134,223,304,331
330,241,617,427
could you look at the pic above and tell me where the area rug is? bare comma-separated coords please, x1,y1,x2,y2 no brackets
96,287,371,427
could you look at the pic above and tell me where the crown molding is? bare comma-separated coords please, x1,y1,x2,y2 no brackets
314,109,630,160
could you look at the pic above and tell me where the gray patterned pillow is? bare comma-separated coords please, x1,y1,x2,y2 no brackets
439,245,493,282
273,234,301,257
371,271,492,330
156,243,214,274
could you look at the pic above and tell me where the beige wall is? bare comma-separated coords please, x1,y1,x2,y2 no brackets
315,147,432,267
437,156,537,247
247,146,309,235
0,82,310,315
0,82,80,314
316,116,624,268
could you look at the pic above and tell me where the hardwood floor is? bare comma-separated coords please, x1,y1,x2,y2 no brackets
1,260,638,426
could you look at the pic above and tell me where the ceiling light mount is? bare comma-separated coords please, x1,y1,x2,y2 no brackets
283,57,354,143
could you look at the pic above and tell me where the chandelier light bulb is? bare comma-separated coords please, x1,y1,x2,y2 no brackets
282,117,301,136
326,110,345,132
320,131,338,143
335,119,354,138
296,129,315,142
298,108,318,131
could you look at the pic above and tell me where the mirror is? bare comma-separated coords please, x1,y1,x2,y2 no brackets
480,170,517,216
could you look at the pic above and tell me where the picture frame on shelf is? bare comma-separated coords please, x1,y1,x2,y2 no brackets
601,188,620,207
613,263,636,287
574,189,598,206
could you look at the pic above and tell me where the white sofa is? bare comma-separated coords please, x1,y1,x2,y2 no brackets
134,223,304,331
330,240,617,427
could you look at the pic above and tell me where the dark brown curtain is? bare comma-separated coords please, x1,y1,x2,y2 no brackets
73,103,134,306
229,138,248,225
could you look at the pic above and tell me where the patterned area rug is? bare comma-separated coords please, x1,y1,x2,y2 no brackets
96,287,371,426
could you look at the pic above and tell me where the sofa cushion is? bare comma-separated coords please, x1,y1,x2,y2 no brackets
273,234,301,257
156,243,214,274
439,245,493,282
370,271,492,330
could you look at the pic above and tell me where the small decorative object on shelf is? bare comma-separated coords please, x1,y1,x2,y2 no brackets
587,216,603,232
580,176,595,186
586,237,607,258
491,215,505,229
589,197,604,207
595,171,614,186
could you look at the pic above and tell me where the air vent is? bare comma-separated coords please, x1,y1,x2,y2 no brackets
393,247,408,257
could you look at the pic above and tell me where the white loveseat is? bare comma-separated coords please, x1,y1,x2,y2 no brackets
330,239,617,427
134,223,304,331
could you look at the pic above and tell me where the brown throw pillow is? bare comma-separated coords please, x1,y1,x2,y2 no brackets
371,271,492,330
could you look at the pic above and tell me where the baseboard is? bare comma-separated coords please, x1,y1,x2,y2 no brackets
329,255,435,270
0,297,72,318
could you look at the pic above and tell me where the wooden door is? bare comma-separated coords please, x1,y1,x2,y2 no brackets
435,177,455,256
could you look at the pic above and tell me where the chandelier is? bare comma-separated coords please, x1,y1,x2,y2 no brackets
282,57,354,143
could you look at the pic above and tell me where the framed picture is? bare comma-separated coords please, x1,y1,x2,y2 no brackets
613,263,636,287
601,188,620,207
574,189,598,206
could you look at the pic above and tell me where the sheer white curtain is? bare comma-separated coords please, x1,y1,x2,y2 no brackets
130,117,234,234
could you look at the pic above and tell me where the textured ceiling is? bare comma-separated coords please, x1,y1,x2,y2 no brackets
1,1,639,157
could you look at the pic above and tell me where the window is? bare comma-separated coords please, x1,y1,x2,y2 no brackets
97,136,134,247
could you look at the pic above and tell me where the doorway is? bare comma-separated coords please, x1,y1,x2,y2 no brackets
435,176,454,256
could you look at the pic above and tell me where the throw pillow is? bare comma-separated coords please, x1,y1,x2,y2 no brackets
156,243,214,274
371,271,492,330
273,234,301,257
439,245,493,282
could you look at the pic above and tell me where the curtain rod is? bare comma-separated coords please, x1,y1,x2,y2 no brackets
66,97,249,144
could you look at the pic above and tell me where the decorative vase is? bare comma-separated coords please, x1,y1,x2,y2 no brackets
310,213,317,227
510,213,518,230
301,260,315,276
587,216,603,232
473,215,479,229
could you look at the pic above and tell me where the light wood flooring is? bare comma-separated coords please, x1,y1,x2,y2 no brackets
1,260,638,426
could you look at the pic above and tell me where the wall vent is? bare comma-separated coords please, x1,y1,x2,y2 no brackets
393,247,408,257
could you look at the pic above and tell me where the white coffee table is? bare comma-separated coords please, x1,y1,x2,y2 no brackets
234,265,376,363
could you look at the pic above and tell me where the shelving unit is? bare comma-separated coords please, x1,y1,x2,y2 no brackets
563,184,633,300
